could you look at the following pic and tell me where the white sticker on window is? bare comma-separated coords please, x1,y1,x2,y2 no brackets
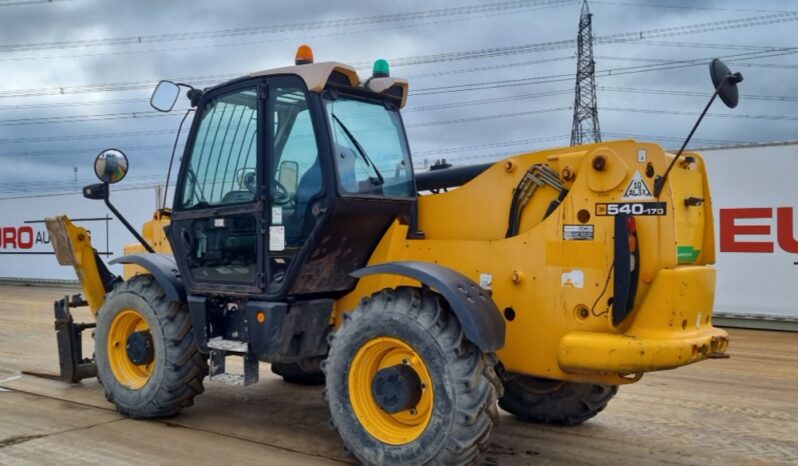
269,226,285,251
479,273,493,290
561,270,585,289
213,218,225,228
272,206,283,225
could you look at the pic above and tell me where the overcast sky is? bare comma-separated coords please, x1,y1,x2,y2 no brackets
0,0,796,197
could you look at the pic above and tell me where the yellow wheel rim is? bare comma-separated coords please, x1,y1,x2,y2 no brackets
349,336,434,445
107,309,154,389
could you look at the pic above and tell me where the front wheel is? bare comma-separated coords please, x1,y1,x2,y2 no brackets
325,287,501,466
95,275,208,418
499,374,617,425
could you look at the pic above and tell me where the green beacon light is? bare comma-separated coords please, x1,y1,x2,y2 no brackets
373,59,390,78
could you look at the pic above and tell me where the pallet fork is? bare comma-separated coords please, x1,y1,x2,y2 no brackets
52,294,97,382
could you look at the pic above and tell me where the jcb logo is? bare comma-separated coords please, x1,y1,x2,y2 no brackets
719,207,798,253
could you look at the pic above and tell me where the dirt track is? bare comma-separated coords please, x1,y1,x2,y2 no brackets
0,283,796,465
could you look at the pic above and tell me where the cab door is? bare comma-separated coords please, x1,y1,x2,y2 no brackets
169,81,266,295
263,76,327,295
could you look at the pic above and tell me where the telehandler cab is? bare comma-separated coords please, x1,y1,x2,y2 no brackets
44,46,740,465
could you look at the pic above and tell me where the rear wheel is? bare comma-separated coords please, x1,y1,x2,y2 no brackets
325,287,501,466
271,357,325,385
499,374,617,425
95,275,208,418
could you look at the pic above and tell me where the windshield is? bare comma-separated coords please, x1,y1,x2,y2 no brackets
325,95,414,197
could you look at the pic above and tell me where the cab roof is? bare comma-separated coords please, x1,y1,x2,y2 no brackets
246,61,409,108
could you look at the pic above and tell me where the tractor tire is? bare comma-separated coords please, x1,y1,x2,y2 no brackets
499,374,617,425
271,357,325,385
95,275,208,419
325,287,502,466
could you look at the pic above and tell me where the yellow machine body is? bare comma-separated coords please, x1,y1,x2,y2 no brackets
334,140,727,385
55,138,727,387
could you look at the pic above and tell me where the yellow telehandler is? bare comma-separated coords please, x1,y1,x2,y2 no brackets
44,46,740,465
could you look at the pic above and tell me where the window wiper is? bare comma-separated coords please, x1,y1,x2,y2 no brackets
331,113,384,185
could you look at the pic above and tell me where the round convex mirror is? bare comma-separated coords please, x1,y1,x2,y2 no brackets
710,59,743,109
150,80,180,112
94,149,129,184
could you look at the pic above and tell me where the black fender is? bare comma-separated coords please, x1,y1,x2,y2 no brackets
351,261,506,352
109,253,185,302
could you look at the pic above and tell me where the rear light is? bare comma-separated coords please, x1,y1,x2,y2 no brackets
612,214,640,326
626,216,636,234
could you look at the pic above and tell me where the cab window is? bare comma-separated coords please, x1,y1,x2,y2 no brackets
181,87,259,209
272,85,322,246
325,95,414,197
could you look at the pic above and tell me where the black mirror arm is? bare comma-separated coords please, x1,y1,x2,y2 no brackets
100,185,156,254
653,72,742,198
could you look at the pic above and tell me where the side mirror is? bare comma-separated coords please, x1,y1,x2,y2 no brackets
94,149,129,184
150,80,180,112
277,160,299,195
710,59,744,109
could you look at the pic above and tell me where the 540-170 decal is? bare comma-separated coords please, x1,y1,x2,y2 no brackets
596,202,667,216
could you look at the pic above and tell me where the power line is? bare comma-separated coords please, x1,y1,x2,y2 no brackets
0,58,576,111
0,109,184,126
0,0,73,6
4,11,798,100
591,1,796,15
0,129,177,145
408,47,798,95
405,106,571,129
0,0,572,54
627,39,788,52
0,97,150,111
414,135,570,157
2,46,795,128
0,144,176,159
598,86,798,102
594,11,798,45
0,5,578,65
596,55,798,69
404,89,573,112
602,132,752,146
603,107,798,122
405,56,573,79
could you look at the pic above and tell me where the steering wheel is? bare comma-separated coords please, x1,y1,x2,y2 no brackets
273,179,293,206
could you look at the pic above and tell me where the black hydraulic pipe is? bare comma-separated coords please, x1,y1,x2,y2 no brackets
415,163,492,192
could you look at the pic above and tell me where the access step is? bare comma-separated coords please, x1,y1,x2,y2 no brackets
207,337,248,353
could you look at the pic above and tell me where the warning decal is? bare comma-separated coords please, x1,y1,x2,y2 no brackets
623,171,653,199
563,224,594,240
